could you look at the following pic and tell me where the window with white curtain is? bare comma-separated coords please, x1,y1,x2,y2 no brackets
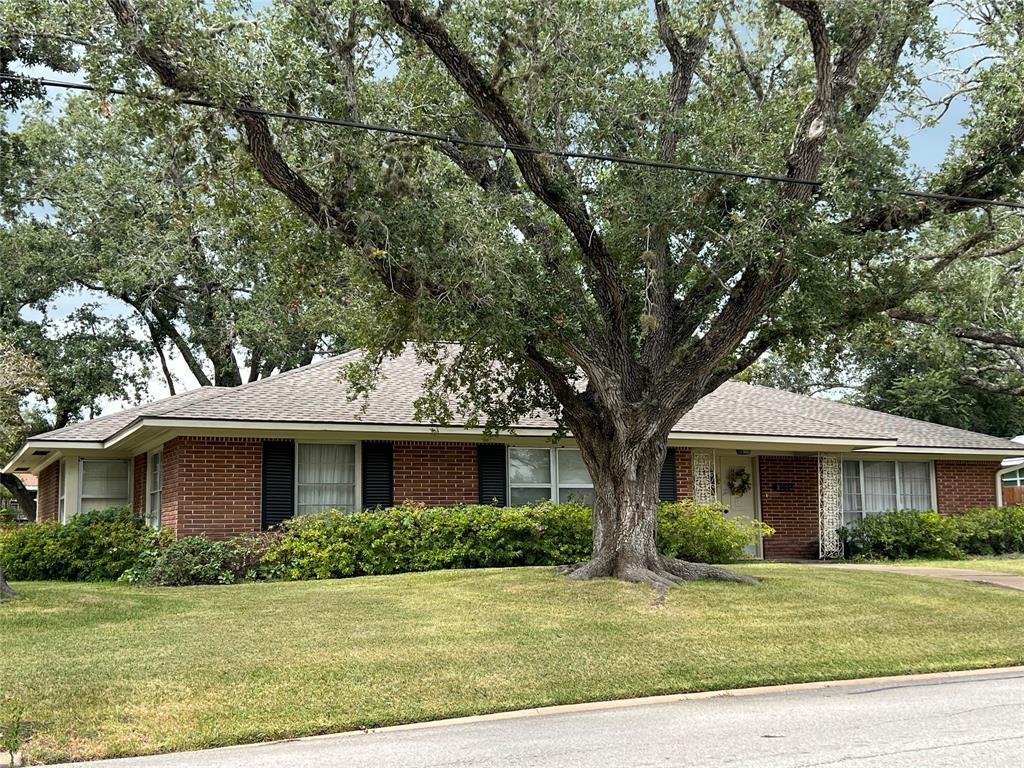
146,452,162,529
508,447,594,506
841,460,933,524
296,443,356,515
79,459,131,513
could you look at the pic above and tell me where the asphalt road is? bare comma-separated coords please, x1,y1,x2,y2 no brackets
56,669,1024,768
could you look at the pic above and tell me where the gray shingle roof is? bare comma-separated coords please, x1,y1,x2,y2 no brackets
29,346,1022,451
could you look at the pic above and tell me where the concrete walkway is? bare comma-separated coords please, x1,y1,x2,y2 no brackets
810,562,1024,591
48,667,1024,768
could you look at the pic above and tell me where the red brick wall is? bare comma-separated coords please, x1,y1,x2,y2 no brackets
393,441,478,506
37,461,59,522
935,460,1000,513
132,454,147,515
758,455,819,560
674,447,694,500
162,439,181,533
160,436,262,539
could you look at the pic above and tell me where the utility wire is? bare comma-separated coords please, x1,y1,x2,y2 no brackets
5,74,1024,212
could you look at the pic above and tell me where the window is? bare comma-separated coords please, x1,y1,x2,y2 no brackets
508,447,594,506
509,447,553,505
79,459,131,513
296,443,356,515
1002,468,1024,488
556,450,594,504
146,452,162,529
58,460,66,522
841,460,933,525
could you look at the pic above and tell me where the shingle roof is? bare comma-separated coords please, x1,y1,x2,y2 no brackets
34,386,231,441
29,346,1023,451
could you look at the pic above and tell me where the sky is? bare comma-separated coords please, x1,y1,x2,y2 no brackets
8,3,984,416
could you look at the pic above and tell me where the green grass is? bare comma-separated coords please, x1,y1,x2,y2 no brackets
886,555,1024,575
4,564,1024,764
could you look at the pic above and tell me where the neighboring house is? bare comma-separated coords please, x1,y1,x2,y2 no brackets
5,347,1024,559
0,472,38,521
998,438,1024,506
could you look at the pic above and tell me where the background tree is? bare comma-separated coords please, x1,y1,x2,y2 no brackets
747,224,1024,438
4,0,1024,586
0,341,47,520
7,96,348,390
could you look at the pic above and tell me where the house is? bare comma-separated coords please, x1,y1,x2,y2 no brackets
0,472,38,521
5,347,1024,559
998,440,1024,506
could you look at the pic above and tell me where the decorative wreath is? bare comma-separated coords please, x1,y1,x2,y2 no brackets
727,467,752,497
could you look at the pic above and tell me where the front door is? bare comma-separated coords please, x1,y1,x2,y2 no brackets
717,455,761,558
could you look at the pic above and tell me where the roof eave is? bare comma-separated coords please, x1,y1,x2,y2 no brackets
2,439,104,474
853,445,1024,458
73,416,904,453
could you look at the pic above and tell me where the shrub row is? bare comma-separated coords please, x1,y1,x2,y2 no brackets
0,508,164,581
841,505,1024,560
0,500,772,586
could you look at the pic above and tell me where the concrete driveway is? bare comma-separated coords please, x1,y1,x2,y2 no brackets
54,668,1024,768
809,562,1024,591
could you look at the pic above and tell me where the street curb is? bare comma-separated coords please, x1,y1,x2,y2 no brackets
53,665,1024,765
243,665,1024,747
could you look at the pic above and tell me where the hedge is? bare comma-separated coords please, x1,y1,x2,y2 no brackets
262,500,772,582
0,500,771,586
0,507,165,581
840,505,1024,560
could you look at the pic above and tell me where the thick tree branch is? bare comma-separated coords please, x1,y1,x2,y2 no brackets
850,114,1024,234
378,0,632,360
721,11,765,102
107,0,348,231
643,1,713,367
779,0,835,197
888,307,1024,348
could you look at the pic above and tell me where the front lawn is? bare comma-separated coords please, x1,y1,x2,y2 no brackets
886,555,1024,575
4,564,1024,764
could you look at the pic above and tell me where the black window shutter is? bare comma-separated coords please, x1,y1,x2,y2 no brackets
478,444,508,506
261,439,295,530
659,447,678,502
362,441,394,510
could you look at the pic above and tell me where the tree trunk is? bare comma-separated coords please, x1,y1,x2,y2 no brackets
0,565,15,599
562,423,757,590
0,473,35,522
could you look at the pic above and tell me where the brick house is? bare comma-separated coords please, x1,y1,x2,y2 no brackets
6,347,1023,559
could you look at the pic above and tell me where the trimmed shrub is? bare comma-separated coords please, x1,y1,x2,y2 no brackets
840,505,1024,560
841,509,959,560
123,532,282,586
658,501,774,563
952,505,1024,556
264,502,593,580
0,507,164,581
265,500,770,581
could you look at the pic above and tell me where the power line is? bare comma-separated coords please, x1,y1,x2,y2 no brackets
4,73,1024,212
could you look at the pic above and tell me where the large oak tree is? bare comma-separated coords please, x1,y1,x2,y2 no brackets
6,0,1024,586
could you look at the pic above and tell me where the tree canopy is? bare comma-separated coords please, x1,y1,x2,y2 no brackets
2,0,1023,584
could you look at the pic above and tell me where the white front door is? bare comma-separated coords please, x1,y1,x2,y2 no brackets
717,455,761,558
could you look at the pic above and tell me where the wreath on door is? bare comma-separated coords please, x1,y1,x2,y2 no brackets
727,466,752,497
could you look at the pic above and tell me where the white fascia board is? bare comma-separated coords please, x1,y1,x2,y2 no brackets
853,446,1024,458
102,417,898,451
669,434,894,449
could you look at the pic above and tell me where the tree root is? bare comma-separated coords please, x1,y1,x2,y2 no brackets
559,555,759,591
